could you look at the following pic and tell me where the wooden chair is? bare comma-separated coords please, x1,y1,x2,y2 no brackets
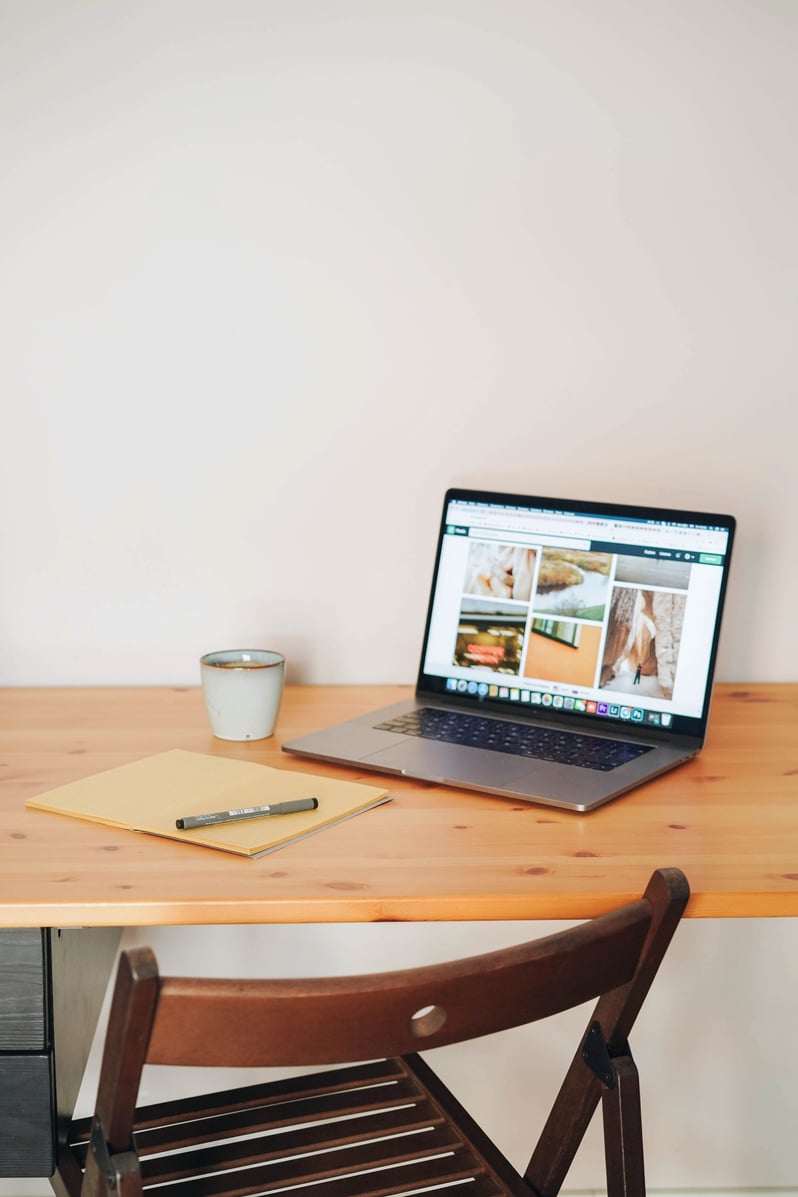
56,867,689,1197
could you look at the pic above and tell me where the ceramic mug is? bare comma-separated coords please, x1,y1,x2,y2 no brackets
200,649,285,741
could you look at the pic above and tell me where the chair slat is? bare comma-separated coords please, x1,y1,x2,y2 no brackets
144,1120,464,1187
140,1099,449,1184
146,1144,496,1197
72,1075,430,1164
69,1058,408,1143
135,1073,425,1154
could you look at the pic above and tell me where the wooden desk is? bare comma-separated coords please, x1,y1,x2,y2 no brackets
0,682,796,1180
1,683,797,925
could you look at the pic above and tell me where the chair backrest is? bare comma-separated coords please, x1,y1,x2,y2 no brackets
88,867,689,1193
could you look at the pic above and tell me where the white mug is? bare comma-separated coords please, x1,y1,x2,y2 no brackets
200,649,285,741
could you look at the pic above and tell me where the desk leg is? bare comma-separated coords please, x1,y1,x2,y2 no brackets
48,928,121,1197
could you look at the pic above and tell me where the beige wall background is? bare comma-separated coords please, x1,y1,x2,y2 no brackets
1,2,796,1193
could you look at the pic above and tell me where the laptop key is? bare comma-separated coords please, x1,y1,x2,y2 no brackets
374,708,653,772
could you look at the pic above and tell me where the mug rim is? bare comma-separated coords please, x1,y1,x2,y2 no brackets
201,649,285,670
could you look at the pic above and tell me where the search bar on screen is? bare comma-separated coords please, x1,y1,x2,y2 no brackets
470,529,591,550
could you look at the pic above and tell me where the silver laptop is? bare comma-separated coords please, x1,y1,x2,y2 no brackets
283,488,735,812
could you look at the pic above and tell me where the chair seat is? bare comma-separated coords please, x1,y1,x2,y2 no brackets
67,1055,528,1197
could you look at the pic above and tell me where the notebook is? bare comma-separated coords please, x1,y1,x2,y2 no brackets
26,750,391,857
283,488,735,812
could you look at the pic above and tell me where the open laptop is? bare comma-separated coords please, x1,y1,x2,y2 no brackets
283,488,736,812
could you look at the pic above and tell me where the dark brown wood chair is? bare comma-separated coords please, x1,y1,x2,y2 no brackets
56,867,688,1197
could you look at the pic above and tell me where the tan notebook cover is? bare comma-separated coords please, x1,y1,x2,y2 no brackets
26,749,391,857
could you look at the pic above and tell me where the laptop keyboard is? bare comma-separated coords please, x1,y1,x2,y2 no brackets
373,707,653,772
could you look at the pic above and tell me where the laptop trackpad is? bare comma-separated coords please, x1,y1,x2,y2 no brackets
361,740,538,787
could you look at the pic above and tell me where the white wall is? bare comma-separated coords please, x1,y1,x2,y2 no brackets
1,2,796,1192
2,0,797,687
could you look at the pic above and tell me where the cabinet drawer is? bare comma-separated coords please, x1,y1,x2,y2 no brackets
0,1052,55,1176
0,928,47,1049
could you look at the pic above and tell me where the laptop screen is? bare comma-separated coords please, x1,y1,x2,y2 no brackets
418,489,735,739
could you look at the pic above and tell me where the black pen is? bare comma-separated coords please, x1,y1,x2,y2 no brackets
176,797,319,830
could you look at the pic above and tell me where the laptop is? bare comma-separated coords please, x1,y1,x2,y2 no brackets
283,488,736,812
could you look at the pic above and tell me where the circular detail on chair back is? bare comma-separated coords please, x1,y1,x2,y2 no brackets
408,1003,447,1037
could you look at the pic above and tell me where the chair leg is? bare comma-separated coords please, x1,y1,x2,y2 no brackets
50,1142,85,1197
524,1054,602,1194
601,1053,645,1197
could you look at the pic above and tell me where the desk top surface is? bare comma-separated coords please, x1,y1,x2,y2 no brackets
1,684,796,925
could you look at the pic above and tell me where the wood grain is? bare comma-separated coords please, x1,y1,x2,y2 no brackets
1,684,796,925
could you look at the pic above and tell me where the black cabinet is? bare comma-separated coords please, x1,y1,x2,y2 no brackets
0,926,121,1179
0,928,54,1176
